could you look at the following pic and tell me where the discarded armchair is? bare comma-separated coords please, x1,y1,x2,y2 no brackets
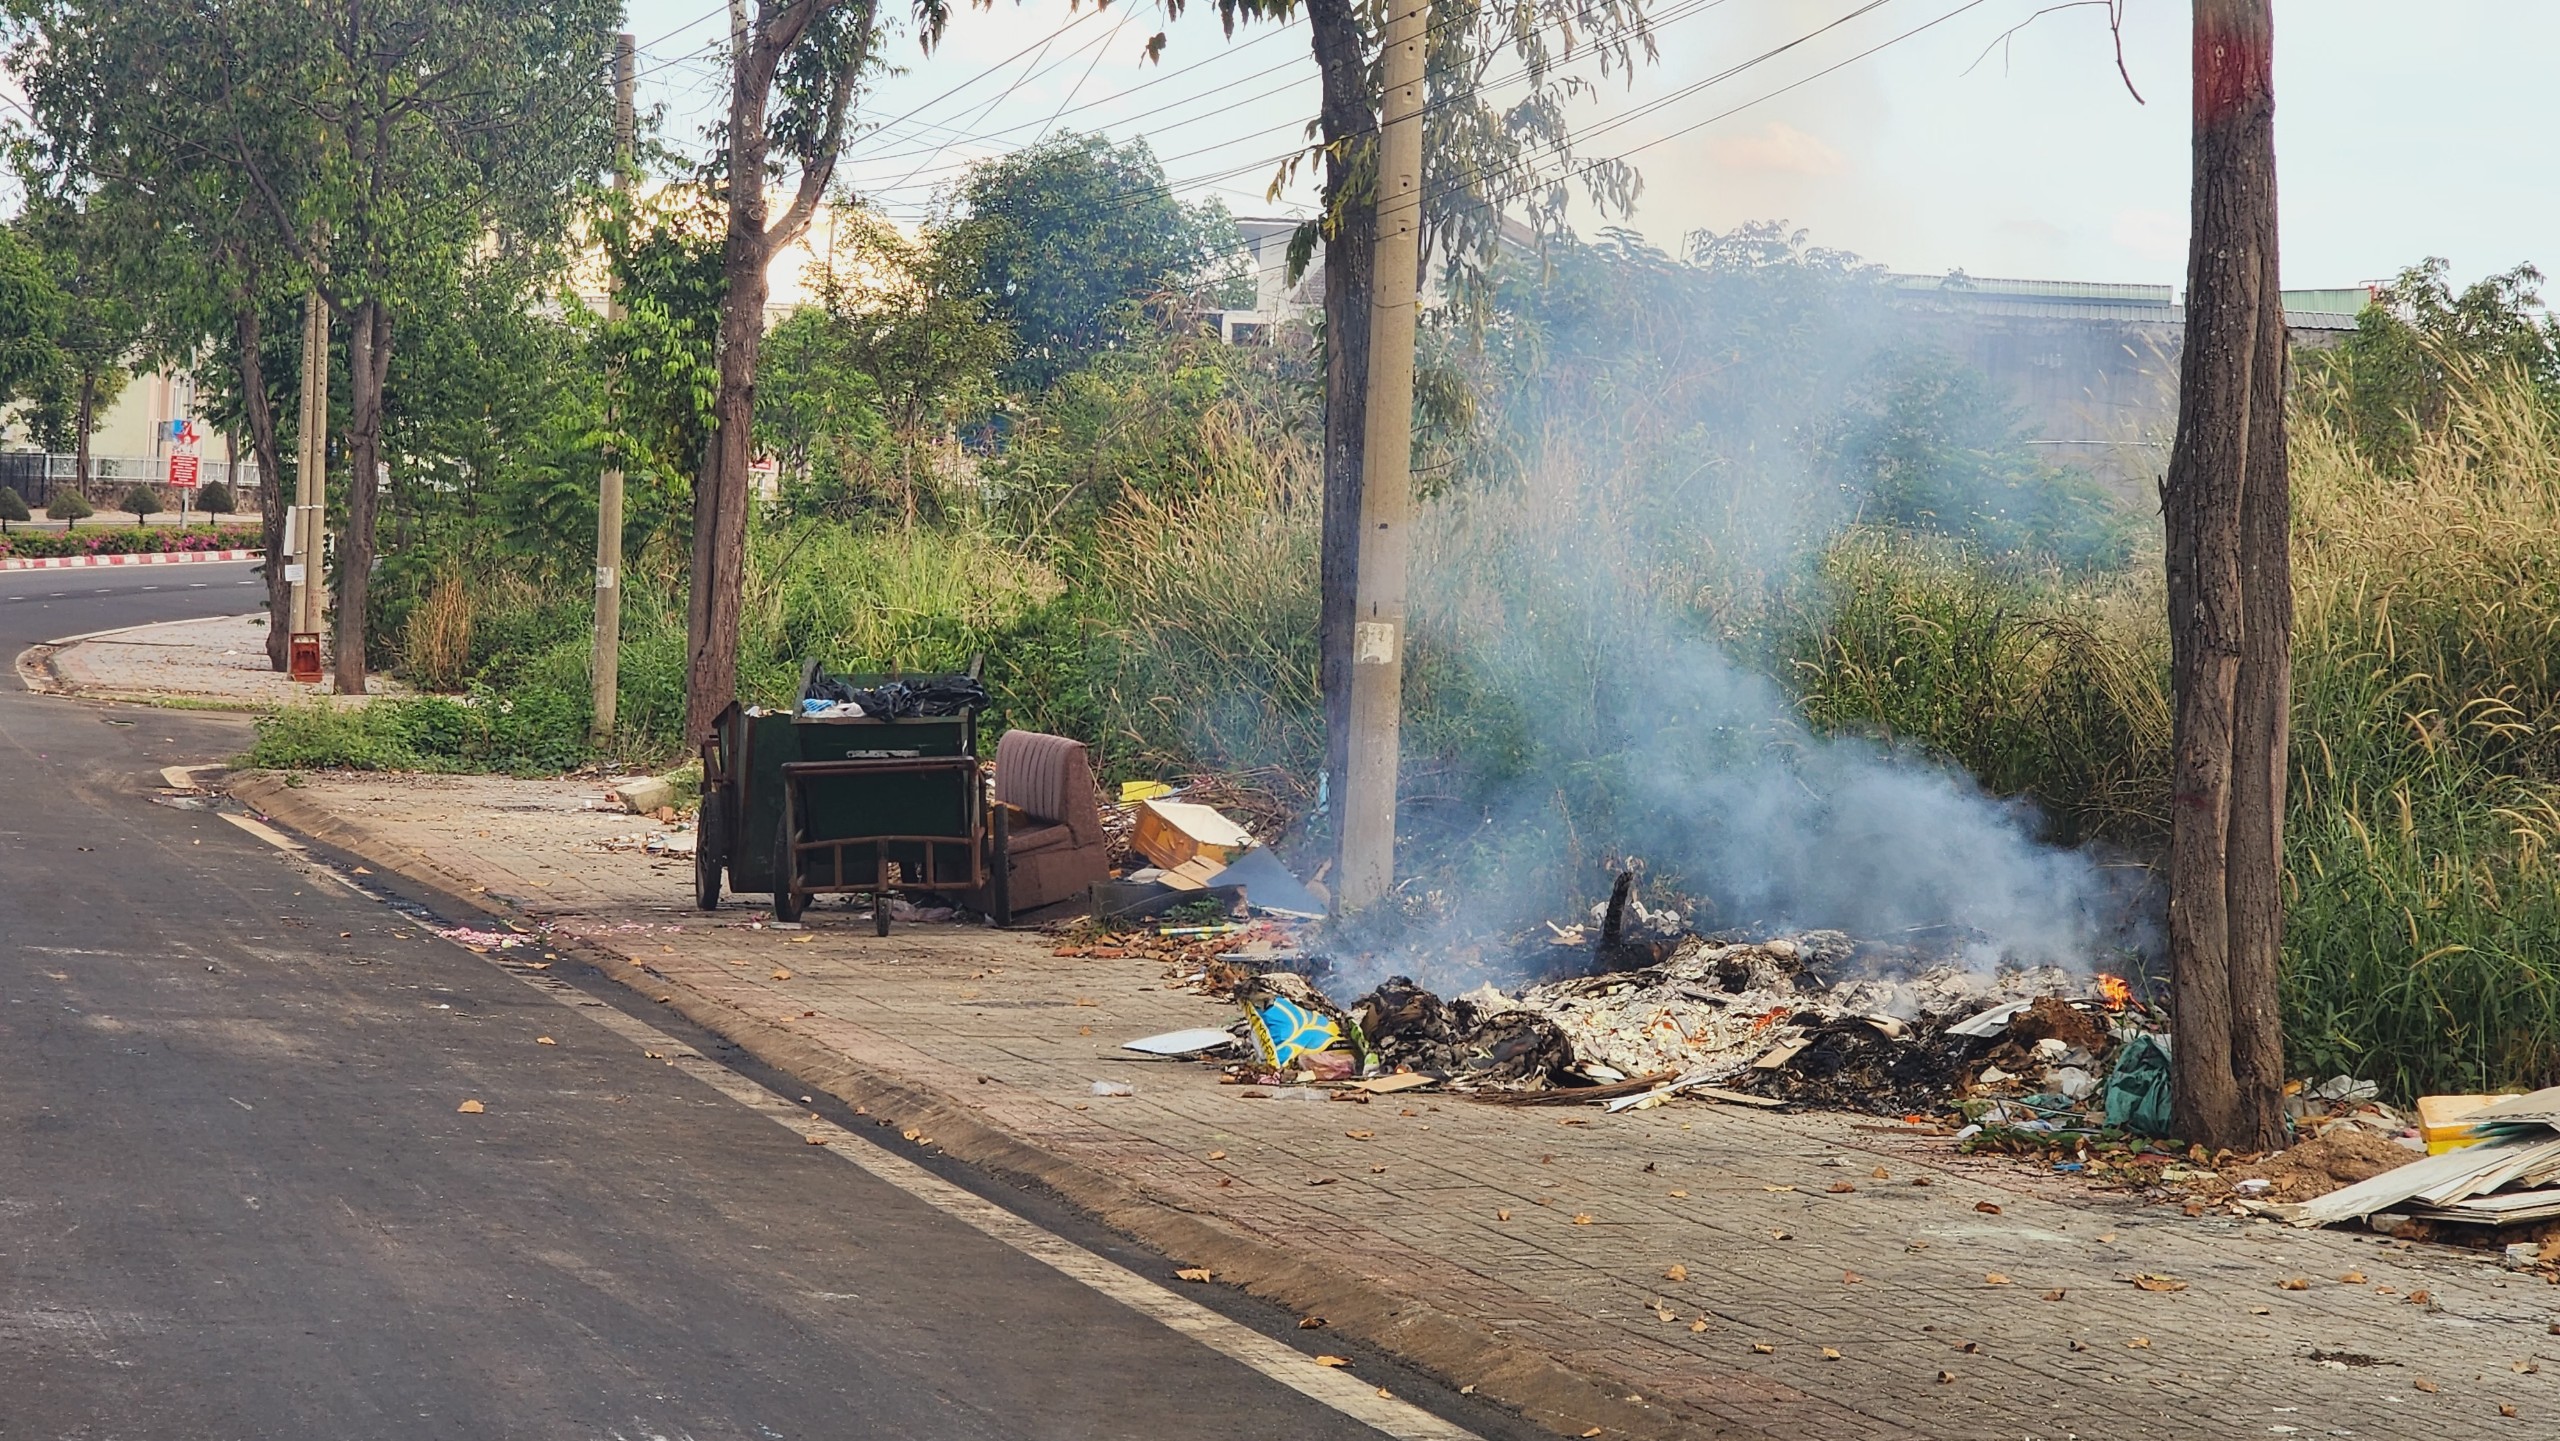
971,730,1111,917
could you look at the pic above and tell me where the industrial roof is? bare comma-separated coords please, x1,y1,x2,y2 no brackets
1885,273,2367,330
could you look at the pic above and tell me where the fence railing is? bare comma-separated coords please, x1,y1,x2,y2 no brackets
0,453,264,510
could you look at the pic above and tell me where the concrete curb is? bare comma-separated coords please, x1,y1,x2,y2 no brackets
0,547,259,571
224,769,1767,1441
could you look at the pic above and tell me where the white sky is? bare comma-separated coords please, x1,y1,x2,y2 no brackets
636,0,2552,291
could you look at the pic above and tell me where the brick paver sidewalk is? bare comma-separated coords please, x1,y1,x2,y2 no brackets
44,614,388,705
227,768,2560,1441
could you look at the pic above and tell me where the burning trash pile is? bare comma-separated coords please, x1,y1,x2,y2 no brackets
1097,866,2163,1120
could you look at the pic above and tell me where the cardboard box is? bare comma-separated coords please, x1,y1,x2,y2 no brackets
1133,800,1255,870
2418,1093,2524,1154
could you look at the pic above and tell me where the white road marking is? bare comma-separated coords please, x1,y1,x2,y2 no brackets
205,796,1482,1441
217,813,307,852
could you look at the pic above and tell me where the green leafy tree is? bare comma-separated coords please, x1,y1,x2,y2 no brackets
195,480,235,519
756,304,893,520
12,200,144,491
0,224,65,406
120,482,164,522
2303,258,2560,473
934,133,1242,391
792,207,1010,528
45,487,91,528
0,486,28,531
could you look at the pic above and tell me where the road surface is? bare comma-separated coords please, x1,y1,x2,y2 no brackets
0,556,265,660
0,586,1525,1440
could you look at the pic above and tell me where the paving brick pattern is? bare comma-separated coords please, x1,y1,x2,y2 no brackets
265,771,2560,1440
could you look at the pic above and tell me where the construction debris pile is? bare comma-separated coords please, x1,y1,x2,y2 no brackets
2266,1087,2560,1231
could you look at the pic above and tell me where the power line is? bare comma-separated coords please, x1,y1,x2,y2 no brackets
848,0,1754,197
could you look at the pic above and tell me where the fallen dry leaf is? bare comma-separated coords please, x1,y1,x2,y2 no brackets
2280,1277,2311,1291
1314,1355,1349,1368
1763,1184,1796,1193
1688,1318,1708,1333
2342,1271,2368,1284
805,1135,828,1145
2514,1360,2539,1374
1654,1307,1676,1323
1960,1341,1979,1354
1771,1229,1792,1240
1668,1188,1690,1199
1937,1370,1956,1385
2097,1232,2118,1243
2409,1289,2434,1306
2502,1404,2520,1418
1664,1263,1689,1283
2129,1274,2187,1293
1345,1129,1374,1140
1075,997,1095,1007
1822,1347,1842,1361
1827,1182,1858,1194
1572,1213,1595,1225
2127,1336,2151,1349
535,1036,557,1046
1974,1201,2003,1215
1841,1270,1864,1285
2414,1378,2439,1394
456,1099,484,1114
1309,1176,1339,1186
771,969,792,981
1496,1209,1513,1222
2069,1339,2089,1352
1378,1388,1393,1400
1207,1149,1227,1161
1751,1342,1774,1355
1871,1167,1890,1180
1911,1176,1933,1187
1175,1268,1213,1283
2041,1289,2067,1302
903,1129,921,1141
1581,1429,1602,1438
1299,1316,1326,1330
1984,1273,2010,1286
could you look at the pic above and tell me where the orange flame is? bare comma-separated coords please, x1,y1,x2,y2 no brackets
2096,974,2132,1011
1749,1005,1792,1033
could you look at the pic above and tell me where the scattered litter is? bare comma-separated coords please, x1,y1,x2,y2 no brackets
436,926,527,950
1090,1080,1136,1098
1121,1028,1240,1057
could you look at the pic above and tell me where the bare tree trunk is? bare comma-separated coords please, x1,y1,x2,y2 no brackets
687,230,769,745
2165,0,2288,1151
335,299,390,696
235,303,294,671
1308,0,1375,873
74,370,96,509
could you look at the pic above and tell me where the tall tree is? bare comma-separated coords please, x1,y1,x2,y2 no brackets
685,0,895,744
14,199,143,497
2163,0,2289,1150
8,0,613,683
934,131,1238,391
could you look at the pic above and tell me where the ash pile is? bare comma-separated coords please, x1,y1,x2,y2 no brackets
1187,873,2147,1117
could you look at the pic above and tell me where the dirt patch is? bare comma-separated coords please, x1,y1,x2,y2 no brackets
2008,996,2112,1056
2226,1127,2421,1202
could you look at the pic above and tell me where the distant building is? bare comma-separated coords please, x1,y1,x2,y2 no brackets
1881,273,2372,495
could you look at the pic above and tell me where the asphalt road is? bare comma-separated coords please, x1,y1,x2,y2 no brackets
1,593,1528,1440
0,557,265,659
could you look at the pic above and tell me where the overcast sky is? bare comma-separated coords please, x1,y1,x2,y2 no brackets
630,0,2550,292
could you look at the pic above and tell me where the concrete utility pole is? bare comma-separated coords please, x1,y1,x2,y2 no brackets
589,32,637,744
288,288,329,684
1336,0,1428,911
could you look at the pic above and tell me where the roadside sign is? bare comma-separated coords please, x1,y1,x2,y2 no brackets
166,417,204,489
168,453,201,489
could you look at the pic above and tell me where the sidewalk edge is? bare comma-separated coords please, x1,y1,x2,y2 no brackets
224,770,1742,1441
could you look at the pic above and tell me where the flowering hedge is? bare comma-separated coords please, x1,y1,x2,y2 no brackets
0,525,263,560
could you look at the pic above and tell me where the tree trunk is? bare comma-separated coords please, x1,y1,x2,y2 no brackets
74,370,96,510
235,303,294,671
335,299,390,696
2165,0,2288,1151
685,221,771,746
1308,0,1376,873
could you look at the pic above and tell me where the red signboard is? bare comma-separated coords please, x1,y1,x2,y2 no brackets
168,453,201,489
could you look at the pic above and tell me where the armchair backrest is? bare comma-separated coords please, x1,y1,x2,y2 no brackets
992,730,1102,844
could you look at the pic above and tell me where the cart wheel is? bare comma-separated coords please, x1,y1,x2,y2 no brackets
771,817,804,923
694,794,727,911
